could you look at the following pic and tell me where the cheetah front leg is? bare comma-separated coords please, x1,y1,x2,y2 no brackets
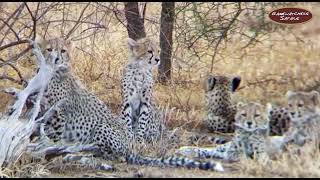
28,139,114,171
120,101,135,140
41,99,69,142
62,153,114,171
135,103,153,144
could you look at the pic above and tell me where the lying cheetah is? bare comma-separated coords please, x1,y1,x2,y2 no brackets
283,90,320,147
177,102,283,162
267,90,320,136
27,37,224,171
203,74,241,133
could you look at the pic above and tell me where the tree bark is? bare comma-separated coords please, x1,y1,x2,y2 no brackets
158,2,175,84
124,2,146,40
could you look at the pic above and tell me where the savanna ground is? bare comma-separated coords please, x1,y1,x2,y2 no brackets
1,2,320,178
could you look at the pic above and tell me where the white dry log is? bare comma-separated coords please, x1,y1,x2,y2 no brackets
0,115,33,167
0,39,55,168
0,40,110,169
7,39,54,122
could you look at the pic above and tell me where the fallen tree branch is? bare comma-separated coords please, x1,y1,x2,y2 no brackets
0,115,34,168
6,40,52,121
0,39,54,168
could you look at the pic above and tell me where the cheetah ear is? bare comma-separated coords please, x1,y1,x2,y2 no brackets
266,103,274,119
286,90,295,98
231,76,241,92
204,75,216,92
237,102,245,109
266,103,273,114
310,91,320,106
65,39,73,50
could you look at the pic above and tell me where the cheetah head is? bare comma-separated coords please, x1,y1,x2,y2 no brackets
286,90,320,118
127,37,160,67
203,75,241,93
235,102,269,132
35,37,72,67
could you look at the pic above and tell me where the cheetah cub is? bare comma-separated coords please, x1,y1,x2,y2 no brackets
267,100,292,136
178,102,284,162
203,75,241,133
28,37,224,172
283,90,320,147
120,37,164,144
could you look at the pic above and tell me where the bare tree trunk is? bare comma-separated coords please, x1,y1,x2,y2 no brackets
124,2,146,40
158,2,175,84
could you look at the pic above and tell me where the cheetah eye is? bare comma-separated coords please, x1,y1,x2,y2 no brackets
148,50,153,54
61,49,66,53
254,114,260,118
241,113,247,117
47,48,52,52
288,104,293,108
298,103,303,107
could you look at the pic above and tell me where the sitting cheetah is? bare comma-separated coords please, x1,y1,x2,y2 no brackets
28,37,116,142
267,92,293,136
203,75,241,133
119,37,164,144
282,90,320,147
28,37,224,171
177,102,283,162
267,105,291,136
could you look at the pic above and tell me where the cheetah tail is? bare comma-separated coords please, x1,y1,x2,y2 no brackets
126,154,224,172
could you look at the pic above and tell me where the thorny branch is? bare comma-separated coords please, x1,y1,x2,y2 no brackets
65,2,91,39
209,2,242,73
0,3,25,45
0,2,313,101
0,58,27,85
0,39,30,52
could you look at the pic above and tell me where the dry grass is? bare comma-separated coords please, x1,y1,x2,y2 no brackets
2,142,320,178
1,2,320,178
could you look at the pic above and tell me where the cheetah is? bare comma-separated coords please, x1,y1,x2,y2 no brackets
30,37,116,142
119,37,163,144
203,74,241,133
27,37,224,172
267,90,320,136
282,90,320,147
177,102,283,162
267,105,291,136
